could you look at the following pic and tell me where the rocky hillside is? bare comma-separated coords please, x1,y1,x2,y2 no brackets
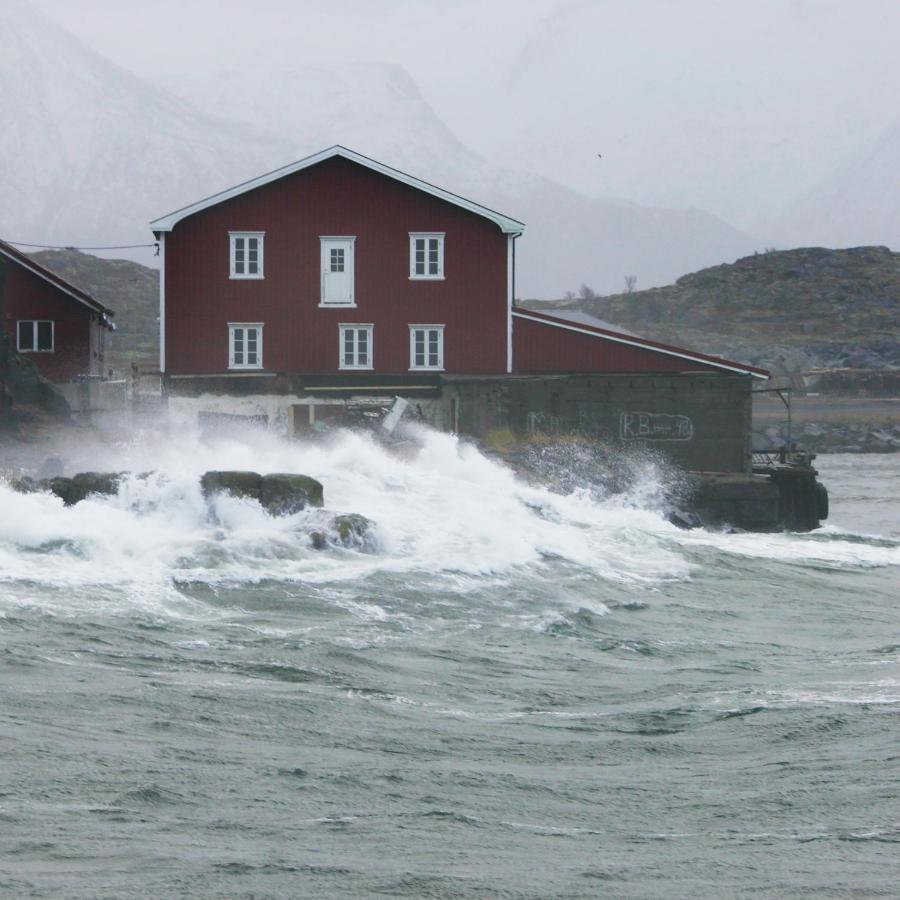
526,246,900,381
29,250,158,374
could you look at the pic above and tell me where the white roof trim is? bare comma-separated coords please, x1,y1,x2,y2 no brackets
150,146,526,235
0,244,112,318
512,311,767,378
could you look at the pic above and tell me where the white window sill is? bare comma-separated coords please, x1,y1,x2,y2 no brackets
409,367,444,372
229,274,265,280
338,366,374,371
228,366,264,371
18,349,54,353
409,275,445,281
319,303,358,309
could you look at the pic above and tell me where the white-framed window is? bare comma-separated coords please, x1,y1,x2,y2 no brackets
228,323,263,369
229,232,264,279
409,325,444,370
17,320,54,352
409,233,444,280
339,324,374,370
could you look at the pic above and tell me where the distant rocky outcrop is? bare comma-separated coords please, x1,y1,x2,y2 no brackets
526,246,900,386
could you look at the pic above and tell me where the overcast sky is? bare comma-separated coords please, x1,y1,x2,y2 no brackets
23,0,900,239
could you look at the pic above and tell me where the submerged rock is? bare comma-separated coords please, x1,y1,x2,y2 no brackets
259,473,324,515
331,514,373,545
309,513,378,552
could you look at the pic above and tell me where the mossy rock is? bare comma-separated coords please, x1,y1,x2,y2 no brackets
200,470,262,501
35,472,122,505
260,473,324,515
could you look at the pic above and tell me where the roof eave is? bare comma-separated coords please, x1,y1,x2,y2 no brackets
512,309,769,379
0,242,114,319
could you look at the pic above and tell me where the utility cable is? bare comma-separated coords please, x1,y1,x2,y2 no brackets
2,239,159,253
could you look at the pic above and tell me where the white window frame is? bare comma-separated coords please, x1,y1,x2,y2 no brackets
409,232,445,280
409,324,445,371
338,323,374,371
229,231,265,279
319,236,357,307
228,322,264,370
16,319,54,353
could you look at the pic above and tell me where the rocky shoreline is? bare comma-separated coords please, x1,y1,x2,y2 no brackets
753,420,900,454
7,469,378,552
752,395,900,454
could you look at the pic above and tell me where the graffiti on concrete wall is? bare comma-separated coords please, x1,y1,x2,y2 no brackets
526,411,564,435
525,408,694,443
620,411,694,441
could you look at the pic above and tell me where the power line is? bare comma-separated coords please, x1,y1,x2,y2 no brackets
2,238,159,252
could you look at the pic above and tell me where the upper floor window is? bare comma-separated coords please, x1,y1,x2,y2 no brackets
230,232,264,279
229,323,263,369
17,320,54,352
409,325,444,370
409,233,444,280
339,324,373,370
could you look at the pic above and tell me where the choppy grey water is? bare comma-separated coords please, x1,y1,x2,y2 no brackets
1,428,898,899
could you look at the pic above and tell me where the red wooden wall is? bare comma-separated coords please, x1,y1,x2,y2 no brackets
2,262,94,382
164,156,509,376
512,315,723,375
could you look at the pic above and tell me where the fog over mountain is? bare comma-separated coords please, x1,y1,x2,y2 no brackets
772,115,900,249
8,0,900,295
484,0,900,236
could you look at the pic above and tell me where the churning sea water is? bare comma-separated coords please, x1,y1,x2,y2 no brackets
0,425,898,899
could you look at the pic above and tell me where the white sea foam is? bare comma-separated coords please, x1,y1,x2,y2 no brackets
0,423,896,618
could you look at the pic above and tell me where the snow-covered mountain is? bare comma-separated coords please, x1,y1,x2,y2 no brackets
3,1,761,296
0,1,295,262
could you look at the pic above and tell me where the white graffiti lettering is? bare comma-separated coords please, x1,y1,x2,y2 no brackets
620,411,694,441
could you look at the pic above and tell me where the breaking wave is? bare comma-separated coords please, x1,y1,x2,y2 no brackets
0,423,898,619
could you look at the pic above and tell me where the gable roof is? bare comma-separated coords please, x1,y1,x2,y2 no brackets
513,308,769,379
149,145,526,235
0,240,115,321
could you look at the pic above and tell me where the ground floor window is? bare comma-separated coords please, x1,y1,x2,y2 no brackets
17,320,54,352
409,325,444,370
228,323,263,369
339,324,373,370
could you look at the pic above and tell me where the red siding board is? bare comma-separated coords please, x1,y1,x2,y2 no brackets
512,315,723,374
165,156,509,375
3,263,94,382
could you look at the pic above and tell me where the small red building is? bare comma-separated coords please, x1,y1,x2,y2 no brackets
0,239,115,383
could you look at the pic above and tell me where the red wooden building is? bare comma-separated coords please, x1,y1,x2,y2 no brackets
0,239,115,383
151,146,764,385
